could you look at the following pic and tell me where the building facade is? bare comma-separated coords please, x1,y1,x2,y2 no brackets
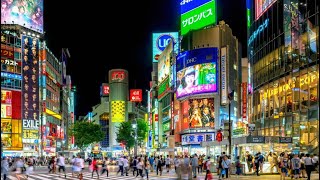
247,0,319,154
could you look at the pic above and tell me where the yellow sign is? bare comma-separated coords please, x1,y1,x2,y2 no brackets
111,101,125,122
45,109,62,120
23,129,39,139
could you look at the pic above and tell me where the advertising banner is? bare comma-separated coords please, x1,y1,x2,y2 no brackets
101,83,109,96
1,49,14,59
152,32,178,63
158,41,173,84
158,77,170,100
23,129,39,139
1,104,12,118
1,90,12,104
180,0,216,36
1,0,44,33
181,133,215,145
109,69,128,83
220,47,228,105
180,0,212,14
188,98,215,128
111,101,125,122
181,100,189,131
173,94,181,142
21,36,40,128
255,0,276,20
130,89,142,102
242,82,247,121
176,48,218,98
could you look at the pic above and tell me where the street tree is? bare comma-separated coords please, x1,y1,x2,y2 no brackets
68,121,105,151
136,119,149,146
116,121,135,152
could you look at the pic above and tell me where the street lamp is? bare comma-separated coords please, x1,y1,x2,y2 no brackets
132,119,137,157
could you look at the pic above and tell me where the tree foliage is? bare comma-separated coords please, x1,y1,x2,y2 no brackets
136,119,149,146
116,121,134,150
68,121,105,151
116,119,149,150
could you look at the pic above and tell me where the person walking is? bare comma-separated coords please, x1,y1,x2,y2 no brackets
123,156,129,176
175,156,182,179
291,154,301,179
101,157,108,177
148,155,154,172
136,158,144,178
116,156,124,176
156,157,163,176
204,156,212,180
191,154,199,178
1,157,9,180
198,155,203,174
57,154,67,178
304,154,314,180
235,156,242,177
222,155,231,179
26,157,34,178
313,154,319,173
91,158,99,179
279,153,289,180
145,158,150,180
254,153,260,176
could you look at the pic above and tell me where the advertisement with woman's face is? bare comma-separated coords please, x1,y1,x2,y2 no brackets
176,63,217,98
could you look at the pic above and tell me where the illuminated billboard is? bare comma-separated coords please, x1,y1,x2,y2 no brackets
130,89,142,102
111,101,125,122
158,41,173,84
180,0,216,36
176,48,218,98
188,98,215,128
152,32,178,63
255,0,276,20
1,0,44,33
21,36,40,124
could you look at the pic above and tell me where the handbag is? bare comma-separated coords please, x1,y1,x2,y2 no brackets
221,169,226,175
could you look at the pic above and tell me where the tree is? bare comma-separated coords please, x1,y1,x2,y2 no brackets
116,119,149,152
116,121,135,152
136,119,149,146
68,121,105,151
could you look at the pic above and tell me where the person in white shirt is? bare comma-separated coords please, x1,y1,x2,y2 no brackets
312,154,319,173
221,155,231,179
204,156,211,180
174,156,182,179
117,156,124,176
304,154,314,180
123,156,129,176
72,154,83,179
57,154,66,178
136,158,144,178
165,155,171,172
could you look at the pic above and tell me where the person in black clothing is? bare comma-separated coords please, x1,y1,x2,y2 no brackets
157,157,163,176
254,153,260,176
101,157,108,177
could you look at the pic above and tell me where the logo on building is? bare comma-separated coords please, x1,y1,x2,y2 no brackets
156,34,175,52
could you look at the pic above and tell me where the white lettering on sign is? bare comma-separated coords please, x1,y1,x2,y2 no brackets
22,119,39,129
220,47,228,105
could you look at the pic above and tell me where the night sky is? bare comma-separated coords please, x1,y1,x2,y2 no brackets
43,0,246,117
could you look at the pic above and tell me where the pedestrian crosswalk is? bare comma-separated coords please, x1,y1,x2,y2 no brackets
5,172,178,180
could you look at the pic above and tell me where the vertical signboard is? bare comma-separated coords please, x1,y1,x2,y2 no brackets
101,83,109,96
111,101,125,122
242,82,247,121
130,89,142,102
22,36,40,130
220,47,228,105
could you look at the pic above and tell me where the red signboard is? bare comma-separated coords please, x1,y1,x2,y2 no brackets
1,49,14,59
242,82,247,121
102,84,109,96
130,89,142,102
111,71,126,81
1,90,12,104
155,114,159,121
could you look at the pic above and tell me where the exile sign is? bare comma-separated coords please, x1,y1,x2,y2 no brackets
23,119,39,129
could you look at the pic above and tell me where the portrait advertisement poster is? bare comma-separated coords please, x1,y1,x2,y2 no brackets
176,48,218,98
188,98,215,128
22,35,40,130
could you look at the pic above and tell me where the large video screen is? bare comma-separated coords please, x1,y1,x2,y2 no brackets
176,48,218,98
1,0,43,33
188,98,215,128
180,0,216,36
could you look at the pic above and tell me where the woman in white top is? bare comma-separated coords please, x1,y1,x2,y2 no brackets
136,158,144,178
144,159,150,180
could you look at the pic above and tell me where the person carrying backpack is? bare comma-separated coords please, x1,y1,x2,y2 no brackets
291,154,301,179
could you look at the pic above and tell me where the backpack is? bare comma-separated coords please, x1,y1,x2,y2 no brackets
236,160,241,168
293,159,300,169
133,159,137,166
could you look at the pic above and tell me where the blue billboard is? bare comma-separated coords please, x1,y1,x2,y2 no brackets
176,48,219,98
152,32,179,63
180,0,212,14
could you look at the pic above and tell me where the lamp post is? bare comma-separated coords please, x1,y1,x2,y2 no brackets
228,90,234,156
132,118,137,157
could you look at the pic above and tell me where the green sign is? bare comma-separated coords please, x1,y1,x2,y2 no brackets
180,0,216,36
232,128,245,136
163,121,170,132
158,77,170,99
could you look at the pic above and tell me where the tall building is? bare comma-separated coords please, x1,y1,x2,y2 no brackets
39,45,63,156
176,20,242,155
247,0,319,154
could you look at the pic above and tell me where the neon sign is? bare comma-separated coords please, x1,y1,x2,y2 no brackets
248,18,269,46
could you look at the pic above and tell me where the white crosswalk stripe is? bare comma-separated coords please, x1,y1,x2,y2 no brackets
6,172,177,180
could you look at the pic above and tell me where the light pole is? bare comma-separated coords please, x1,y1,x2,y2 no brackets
228,90,234,156
132,119,137,157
